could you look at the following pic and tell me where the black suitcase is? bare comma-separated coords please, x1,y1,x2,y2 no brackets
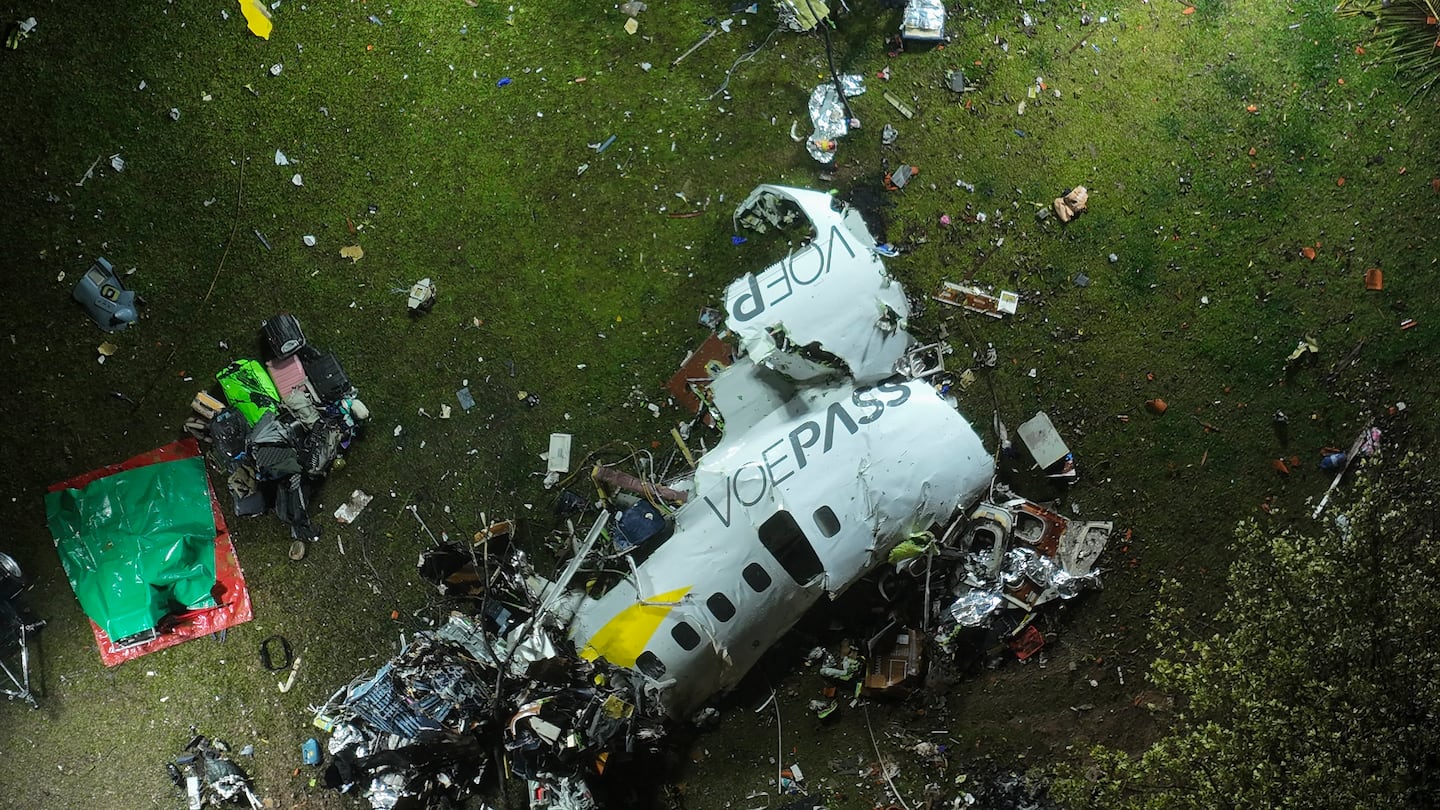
262,313,307,359
299,348,352,402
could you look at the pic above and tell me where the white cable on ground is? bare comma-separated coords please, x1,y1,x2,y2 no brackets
864,705,911,810
706,26,785,101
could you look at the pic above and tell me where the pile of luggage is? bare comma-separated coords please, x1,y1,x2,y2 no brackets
193,314,370,546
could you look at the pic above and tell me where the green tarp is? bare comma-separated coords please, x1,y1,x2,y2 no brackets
44,455,218,641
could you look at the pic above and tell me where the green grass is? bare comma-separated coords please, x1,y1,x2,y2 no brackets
0,1,1438,808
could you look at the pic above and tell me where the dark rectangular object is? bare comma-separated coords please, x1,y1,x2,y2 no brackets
300,350,352,402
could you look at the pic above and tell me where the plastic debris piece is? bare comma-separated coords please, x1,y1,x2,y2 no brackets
1365,267,1383,290
882,90,914,119
456,387,476,411
238,0,273,39
406,278,437,312
548,433,573,473
291,173,303,187
340,245,364,263
274,149,289,166
269,63,283,77
1146,398,1168,415
110,154,126,172
302,235,316,247
334,490,373,524
624,16,638,34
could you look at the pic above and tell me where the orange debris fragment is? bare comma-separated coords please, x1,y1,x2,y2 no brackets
1336,177,1346,186
1356,46,1365,55
1272,459,1290,475
1365,267,1384,290
1247,146,1257,156
1301,246,1317,260
1245,104,1258,113
1146,398,1168,415
1182,6,1195,14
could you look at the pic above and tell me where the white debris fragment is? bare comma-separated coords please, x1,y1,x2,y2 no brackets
334,490,374,524
270,63,283,76
110,154,125,172
291,173,303,186
393,425,403,437
275,149,289,165
303,235,316,247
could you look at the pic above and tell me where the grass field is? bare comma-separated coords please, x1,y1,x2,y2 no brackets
0,1,1437,808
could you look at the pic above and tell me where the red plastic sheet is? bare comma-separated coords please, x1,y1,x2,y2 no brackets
47,438,254,666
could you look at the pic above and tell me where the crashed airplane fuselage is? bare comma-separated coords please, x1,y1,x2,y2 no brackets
315,186,1017,810
561,186,996,718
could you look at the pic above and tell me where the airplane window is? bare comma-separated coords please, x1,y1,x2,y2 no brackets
636,651,667,679
757,510,825,585
742,562,772,592
671,621,701,651
707,593,736,622
813,505,841,538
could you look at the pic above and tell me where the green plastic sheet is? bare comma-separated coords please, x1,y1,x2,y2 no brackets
45,455,218,641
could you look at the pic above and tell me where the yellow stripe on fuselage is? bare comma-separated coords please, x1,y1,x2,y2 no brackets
578,586,692,667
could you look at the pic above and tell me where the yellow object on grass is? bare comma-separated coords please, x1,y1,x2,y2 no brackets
578,585,691,667
239,0,273,40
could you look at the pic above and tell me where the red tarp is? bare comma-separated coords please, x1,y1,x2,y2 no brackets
47,438,253,666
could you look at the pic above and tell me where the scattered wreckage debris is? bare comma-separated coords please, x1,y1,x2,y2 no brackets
72,256,141,332
0,551,44,708
1312,425,1382,518
933,497,1111,641
314,185,1113,809
197,313,371,546
167,733,263,809
406,277,437,313
805,74,865,163
933,281,1019,318
1052,185,1089,223
900,0,947,46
